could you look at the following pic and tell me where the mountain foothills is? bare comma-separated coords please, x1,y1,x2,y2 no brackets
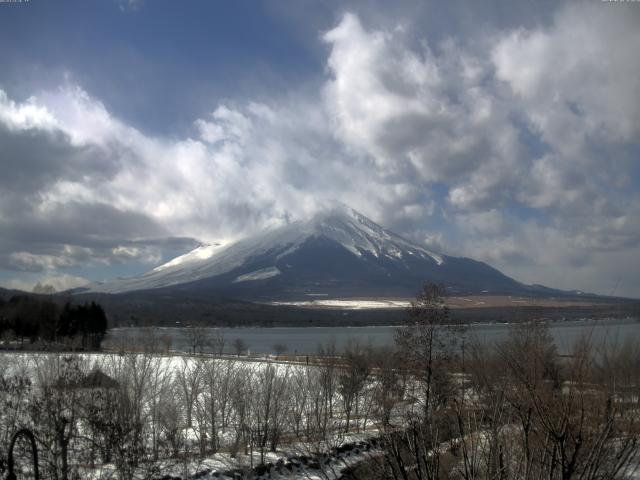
82,204,580,299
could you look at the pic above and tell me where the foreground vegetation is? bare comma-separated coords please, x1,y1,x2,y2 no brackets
0,284,639,479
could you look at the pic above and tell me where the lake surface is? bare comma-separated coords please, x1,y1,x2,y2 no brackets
104,317,640,355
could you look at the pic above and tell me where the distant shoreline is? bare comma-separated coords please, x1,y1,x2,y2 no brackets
102,300,639,329
107,316,639,331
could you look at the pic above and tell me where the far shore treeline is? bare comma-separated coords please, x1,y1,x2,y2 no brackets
0,295,107,350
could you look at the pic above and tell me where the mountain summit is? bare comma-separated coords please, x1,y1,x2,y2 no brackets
83,204,526,298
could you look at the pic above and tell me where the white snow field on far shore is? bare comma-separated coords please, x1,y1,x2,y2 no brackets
271,299,410,309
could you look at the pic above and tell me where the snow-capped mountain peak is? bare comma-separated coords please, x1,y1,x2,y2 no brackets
303,203,443,264
81,204,520,296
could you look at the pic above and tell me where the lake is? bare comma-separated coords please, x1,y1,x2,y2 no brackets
104,317,640,355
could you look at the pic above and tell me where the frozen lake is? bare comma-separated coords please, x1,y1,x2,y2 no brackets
105,317,640,355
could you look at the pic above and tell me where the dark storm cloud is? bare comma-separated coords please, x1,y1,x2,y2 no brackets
0,124,117,197
0,200,198,272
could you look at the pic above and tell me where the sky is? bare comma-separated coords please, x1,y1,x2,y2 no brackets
0,0,639,298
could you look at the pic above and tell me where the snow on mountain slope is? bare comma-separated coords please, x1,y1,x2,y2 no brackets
83,204,446,294
151,243,224,272
233,267,281,283
307,204,443,265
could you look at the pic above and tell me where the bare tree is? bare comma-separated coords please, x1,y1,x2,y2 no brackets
452,322,640,480
229,364,252,457
175,357,203,429
301,363,333,442
338,341,370,433
185,324,207,354
318,338,339,419
395,282,461,418
157,383,184,459
273,343,288,358
198,357,236,454
251,364,292,462
146,356,173,461
379,282,463,480
289,367,310,437
30,354,87,480
159,333,172,353
209,330,225,356
103,352,157,480
233,338,248,357
371,346,404,429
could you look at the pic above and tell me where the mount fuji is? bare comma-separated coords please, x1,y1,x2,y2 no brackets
81,204,541,299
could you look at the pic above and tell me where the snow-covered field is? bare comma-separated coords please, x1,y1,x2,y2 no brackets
5,325,640,480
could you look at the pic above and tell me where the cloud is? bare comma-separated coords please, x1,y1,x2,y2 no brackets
323,13,524,207
0,4,639,296
3,274,89,293
492,4,640,144
492,4,640,224
117,0,143,12
0,87,200,276
0,84,358,279
321,6,640,296
0,91,58,131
